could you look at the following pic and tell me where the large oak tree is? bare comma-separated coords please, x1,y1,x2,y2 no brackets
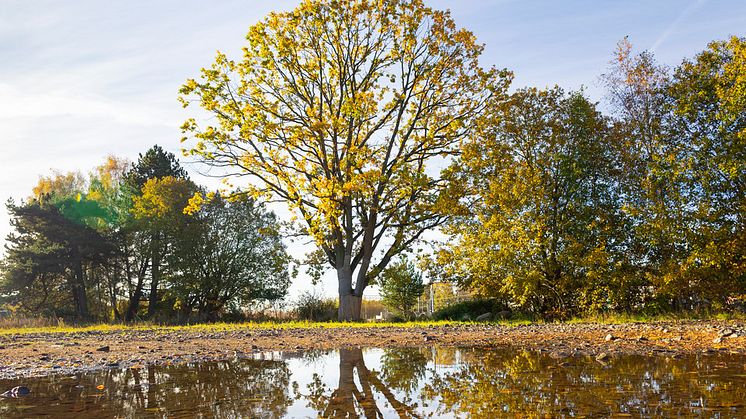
179,0,509,320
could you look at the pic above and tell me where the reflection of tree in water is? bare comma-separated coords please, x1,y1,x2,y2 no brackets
132,359,292,418
421,348,746,417
302,348,425,418
3,348,745,417
0,359,293,418
379,347,429,397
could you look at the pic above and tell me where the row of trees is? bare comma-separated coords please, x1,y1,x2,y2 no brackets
179,0,743,320
1,146,291,321
434,37,745,317
3,1,740,321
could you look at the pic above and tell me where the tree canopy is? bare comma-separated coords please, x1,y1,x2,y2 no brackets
179,0,511,320
380,257,425,320
167,195,292,319
1,146,291,322
434,36,745,318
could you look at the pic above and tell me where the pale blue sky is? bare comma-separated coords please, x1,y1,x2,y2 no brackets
1,0,744,298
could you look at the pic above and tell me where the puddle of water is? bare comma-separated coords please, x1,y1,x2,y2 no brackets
1,347,745,418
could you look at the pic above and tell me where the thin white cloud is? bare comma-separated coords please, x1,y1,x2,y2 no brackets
651,0,709,52
0,83,176,127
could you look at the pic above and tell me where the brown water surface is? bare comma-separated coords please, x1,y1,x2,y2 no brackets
0,347,744,417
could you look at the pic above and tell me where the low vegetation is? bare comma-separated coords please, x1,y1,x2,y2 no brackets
0,318,473,337
293,292,338,322
432,299,511,321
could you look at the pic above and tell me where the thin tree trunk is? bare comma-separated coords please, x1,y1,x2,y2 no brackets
125,287,143,322
108,266,120,321
71,259,90,321
125,259,148,322
147,250,161,318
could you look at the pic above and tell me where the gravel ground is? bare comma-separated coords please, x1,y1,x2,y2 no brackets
0,320,744,379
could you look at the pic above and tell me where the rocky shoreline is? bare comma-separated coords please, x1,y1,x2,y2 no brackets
0,320,744,379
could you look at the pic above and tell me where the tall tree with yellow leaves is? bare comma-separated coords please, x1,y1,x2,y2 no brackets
179,0,510,320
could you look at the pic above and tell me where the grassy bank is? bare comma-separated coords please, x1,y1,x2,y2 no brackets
0,320,477,336
0,311,743,336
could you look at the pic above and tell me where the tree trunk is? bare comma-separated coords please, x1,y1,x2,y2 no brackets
107,264,120,321
71,259,90,321
337,264,364,321
323,348,361,417
125,287,143,322
147,251,161,318
338,294,362,322
125,257,148,322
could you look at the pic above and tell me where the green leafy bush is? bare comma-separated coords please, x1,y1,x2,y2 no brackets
294,292,338,322
433,299,509,321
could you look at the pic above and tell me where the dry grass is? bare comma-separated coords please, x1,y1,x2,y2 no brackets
567,311,746,324
0,316,67,329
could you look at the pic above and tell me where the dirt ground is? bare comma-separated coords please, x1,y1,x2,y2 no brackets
0,320,744,379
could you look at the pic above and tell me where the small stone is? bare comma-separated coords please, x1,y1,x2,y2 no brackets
96,346,110,352
713,337,722,344
604,334,616,342
636,336,648,342
424,335,435,342
475,313,492,322
662,328,669,333
1,386,30,398
494,310,512,320
720,329,735,337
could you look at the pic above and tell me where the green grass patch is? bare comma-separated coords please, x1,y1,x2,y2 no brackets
0,312,740,336
0,320,472,336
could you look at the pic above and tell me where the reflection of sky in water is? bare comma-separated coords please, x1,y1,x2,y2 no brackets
0,347,745,418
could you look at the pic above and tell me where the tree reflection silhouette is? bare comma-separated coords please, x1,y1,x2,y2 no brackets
1,348,745,418
0,358,294,418
306,348,423,418
421,348,746,417
379,347,429,396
